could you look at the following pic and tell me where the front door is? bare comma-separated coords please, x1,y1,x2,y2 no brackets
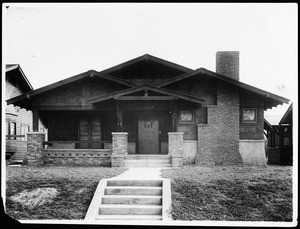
138,118,159,154
79,118,102,148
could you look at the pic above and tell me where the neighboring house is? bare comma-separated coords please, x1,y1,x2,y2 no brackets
265,103,293,165
7,52,290,166
5,64,33,163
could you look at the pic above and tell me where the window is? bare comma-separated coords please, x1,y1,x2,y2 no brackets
6,122,17,139
242,108,257,123
179,110,194,123
21,124,30,141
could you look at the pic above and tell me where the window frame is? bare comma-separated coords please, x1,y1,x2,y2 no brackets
242,108,257,123
179,110,195,124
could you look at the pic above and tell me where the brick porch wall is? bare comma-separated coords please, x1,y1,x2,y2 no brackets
195,82,243,166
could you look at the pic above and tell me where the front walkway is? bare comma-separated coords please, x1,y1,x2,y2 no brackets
111,167,167,180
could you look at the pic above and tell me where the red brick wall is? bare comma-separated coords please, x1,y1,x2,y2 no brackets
195,81,243,166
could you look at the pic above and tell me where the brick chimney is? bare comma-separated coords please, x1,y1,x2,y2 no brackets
216,51,239,81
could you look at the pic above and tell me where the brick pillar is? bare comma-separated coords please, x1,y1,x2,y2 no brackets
168,132,184,168
27,132,45,166
111,132,128,167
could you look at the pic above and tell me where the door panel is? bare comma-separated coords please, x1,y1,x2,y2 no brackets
79,118,102,148
138,119,159,154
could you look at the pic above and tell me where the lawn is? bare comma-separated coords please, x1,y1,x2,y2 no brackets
5,165,293,222
5,165,127,220
161,165,293,221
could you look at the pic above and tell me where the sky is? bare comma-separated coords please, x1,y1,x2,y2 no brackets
3,3,298,124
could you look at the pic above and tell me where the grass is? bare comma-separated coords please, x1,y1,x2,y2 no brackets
161,165,293,221
5,165,127,220
6,165,293,221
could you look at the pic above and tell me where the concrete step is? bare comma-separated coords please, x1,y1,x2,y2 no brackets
125,155,171,160
102,195,162,205
123,164,172,168
105,186,162,195
99,204,162,215
124,159,171,163
123,162,171,166
95,215,162,220
107,180,162,187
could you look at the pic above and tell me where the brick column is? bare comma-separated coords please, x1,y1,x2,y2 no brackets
27,132,45,166
168,132,184,168
111,132,128,167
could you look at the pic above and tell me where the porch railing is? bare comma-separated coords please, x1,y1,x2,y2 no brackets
43,140,111,149
6,135,26,140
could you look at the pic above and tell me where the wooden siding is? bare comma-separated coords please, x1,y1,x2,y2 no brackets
108,59,187,82
164,76,217,105
32,77,128,107
239,91,264,140
177,106,207,140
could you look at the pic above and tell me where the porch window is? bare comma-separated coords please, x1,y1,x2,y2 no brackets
20,124,30,141
179,110,194,123
6,121,17,139
242,108,257,123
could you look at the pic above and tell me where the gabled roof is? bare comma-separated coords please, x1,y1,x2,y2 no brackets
89,84,205,105
279,103,293,125
6,54,290,111
156,67,289,110
6,70,138,105
6,64,33,92
100,54,193,75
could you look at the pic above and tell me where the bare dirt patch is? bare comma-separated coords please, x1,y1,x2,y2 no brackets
10,188,58,208
5,166,127,220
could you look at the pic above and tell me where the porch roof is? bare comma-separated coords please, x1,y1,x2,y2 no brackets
89,84,205,105
6,70,138,107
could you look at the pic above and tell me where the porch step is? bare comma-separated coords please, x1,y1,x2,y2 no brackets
125,154,170,160
95,215,162,220
123,155,172,168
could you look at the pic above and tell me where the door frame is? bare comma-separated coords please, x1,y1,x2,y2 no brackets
137,113,160,154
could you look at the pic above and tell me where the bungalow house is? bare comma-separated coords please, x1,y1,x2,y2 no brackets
5,65,33,163
265,103,293,165
6,52,289,167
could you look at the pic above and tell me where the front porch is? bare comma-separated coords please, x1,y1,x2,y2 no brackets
27,131,193,168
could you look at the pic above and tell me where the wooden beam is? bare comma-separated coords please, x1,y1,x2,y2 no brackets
32,109,39,132
116,96,175,101
116,101,123,131
172,101,178,132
